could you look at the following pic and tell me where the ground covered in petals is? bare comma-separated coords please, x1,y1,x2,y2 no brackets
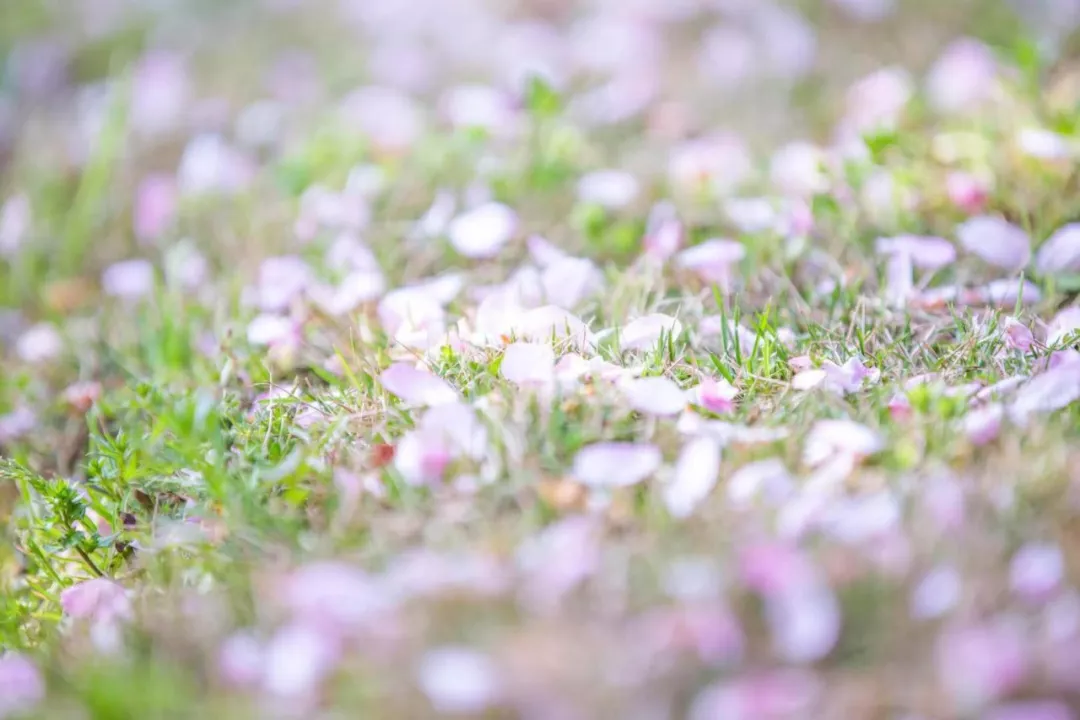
5,0,1080,717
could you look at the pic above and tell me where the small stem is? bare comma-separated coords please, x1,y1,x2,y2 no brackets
74,546,104,577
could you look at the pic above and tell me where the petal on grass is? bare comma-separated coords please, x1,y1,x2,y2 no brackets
663,436,721,519
500,342,555,386
448,202,517,259
955,216,1031,270
803,419,883,466
572,442,662,488
379,363,458,406
1036,223,1080,275
621,376,687,416
619,313,683,351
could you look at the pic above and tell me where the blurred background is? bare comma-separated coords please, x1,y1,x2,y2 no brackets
1,0,1078,311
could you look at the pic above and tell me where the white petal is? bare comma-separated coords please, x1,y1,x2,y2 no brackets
572,442,662,487
663,436,721,519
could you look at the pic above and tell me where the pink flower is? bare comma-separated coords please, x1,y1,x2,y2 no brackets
0,653,44,718
983,701,1075,720
60,578,131,623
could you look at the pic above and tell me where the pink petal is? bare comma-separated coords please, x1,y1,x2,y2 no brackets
620,313,683,351
925,38,998,113
622,376,688,416
936,618,1029,710
910,565,962,619
956,216,1031,270
946,171,990,214
256,255,311,312
526,234,569,267
448,203,517,259
540,257,603,309
500,342,555,386
441,84,518,136
1009,361,1080,424
572,442,662,488
668,134,753,196
1017,127,1072,160
643,201,684,260
1048,307,1080,346
339,86,424,152
727,458,794,508
724,197,778,234
803,419,883,466
1010,542,1064,602
770,141,828,197
766,580,841,663
792,369,827,391
964,403,1003,445
133,174,178,242
663,436,721,518
692,377,738,414
275,562,388,630
690,670,822,720
983,701,1075,720
102,259,155,299
511,306,595,350
843,66,913,134
16,322,62,363
417,647,502,715
516,516,600,614
0,653,44,717
379,363,458,406
218,632,264,688
60,578,132,623
0,193,31,256
576,170,639,209
246,314,298,347
675,239,747,284
262,623,341,701
875,234,957,269
1036,223,1080,275
1003,318,1035,352
178,134,253,195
